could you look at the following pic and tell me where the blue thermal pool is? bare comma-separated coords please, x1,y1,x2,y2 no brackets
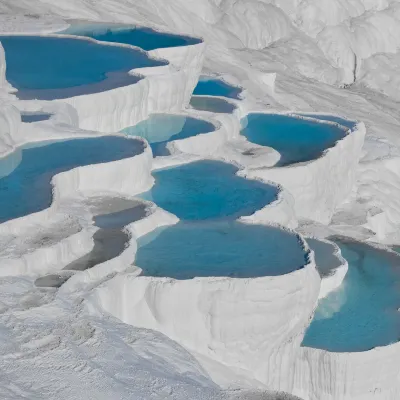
0,35,166,100
296,114,356,130
138,160,278,220
135,221,308,279
62,23,201,51
190,96,237,114
302,238,400,352
0,136,143,223
193,76,242,99
241,114,347,166
121,114,215,156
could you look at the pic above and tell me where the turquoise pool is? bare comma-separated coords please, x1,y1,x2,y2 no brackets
121,114,214,156
193,76,242,99
0,35,165,99
0,136,143,223
302,238,400,352
190,96,236,113
135,221,308,279
241,114,347,166
62,23,200,51
138,160,278,220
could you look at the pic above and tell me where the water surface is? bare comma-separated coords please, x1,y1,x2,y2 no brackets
0,137,143,223
190,96,236,114
121,114,214,156
21,112,52,123
0,35,165,99
136,221,308,279
241,114,347,166
193,76,242,99
62,24,200,51
302,238,400,352
138,160,278,220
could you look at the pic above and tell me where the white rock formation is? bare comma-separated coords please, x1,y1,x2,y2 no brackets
294,342,400,400
89,247,320,393
1,0,400,399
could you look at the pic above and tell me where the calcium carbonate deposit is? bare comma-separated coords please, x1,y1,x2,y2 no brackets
0,1,400,399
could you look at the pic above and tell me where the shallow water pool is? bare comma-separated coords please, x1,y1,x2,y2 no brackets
0,35,165,99
62,23,200,51
138,160,278,220
121,114,214,156
135,221,308,279
193,76,242,99
21,112,52,123
0,136,143,223
190,96,236,114
241,114,347,166
302,238,400,352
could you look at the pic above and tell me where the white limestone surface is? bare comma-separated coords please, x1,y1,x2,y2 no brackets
293,341,400,400
166,112,241,156
87,232,320,394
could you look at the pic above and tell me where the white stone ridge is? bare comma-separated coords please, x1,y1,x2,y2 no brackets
0,102,20,156
166,111,241,156
294,341,400,400
306,237,349,299
86,234,320,394
245,116,366,224
238,179,297,229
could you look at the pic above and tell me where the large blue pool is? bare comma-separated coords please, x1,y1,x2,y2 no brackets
0,35,165,99
0,136,143,223
135,221,308,279
241,114,347,166
62,23,201,51
138,160,278,220
193,76,242,99
302,238,400,352
121,114,215,156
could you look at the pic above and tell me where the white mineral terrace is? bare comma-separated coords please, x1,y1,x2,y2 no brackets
0,2,399,400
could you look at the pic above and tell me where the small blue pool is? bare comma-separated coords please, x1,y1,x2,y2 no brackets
62,23,201,51
121,114,215,156
193,76,242,99
138,160,278,220
0,35,165,100
241,114,347,166
0,136,143,223
190,96,236,114
302,238,400,352
21,112,52,123
135,221,308,279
